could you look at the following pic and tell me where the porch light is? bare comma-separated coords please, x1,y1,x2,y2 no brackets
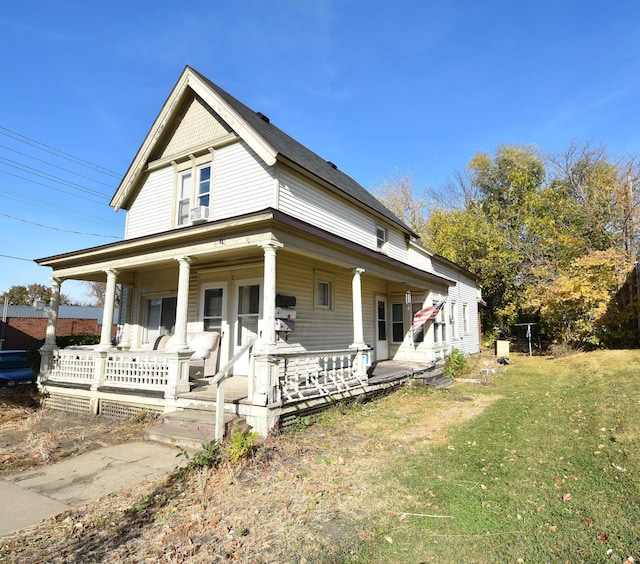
405,290,412,304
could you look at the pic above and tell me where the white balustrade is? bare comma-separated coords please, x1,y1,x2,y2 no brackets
275,349,365,403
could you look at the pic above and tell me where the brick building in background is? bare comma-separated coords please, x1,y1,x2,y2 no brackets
0,305,118,350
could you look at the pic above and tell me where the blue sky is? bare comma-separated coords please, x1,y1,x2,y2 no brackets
1,0,639,303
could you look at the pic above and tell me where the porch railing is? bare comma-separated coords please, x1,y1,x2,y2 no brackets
42,348,192,397
273,348,366,404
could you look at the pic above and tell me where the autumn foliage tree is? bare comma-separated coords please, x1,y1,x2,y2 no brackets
373,142,640,347
0,283,73,306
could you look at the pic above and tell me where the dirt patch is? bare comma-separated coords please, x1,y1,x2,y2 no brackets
0,386,495,563
0,391,156,477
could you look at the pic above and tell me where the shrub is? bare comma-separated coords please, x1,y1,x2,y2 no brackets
227,426,259,463
444,348,469,378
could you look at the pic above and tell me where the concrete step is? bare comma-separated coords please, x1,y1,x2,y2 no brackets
144,409,246,450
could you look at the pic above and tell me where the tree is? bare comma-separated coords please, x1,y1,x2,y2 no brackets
371,170,429,239
82,281,121,308
538,249,633,348
0,283,72,306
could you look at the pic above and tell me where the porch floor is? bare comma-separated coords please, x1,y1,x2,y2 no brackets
367,360,433,384
178,376,250,404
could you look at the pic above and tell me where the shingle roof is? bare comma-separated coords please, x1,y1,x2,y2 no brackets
189,67,415,236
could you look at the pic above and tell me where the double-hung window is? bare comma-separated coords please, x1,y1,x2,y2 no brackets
177,163,212,226
391,303,405,342
376,226,388,252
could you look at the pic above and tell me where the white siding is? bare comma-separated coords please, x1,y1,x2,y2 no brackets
212,142,275,221
125,167,174,239
433,261,480,355
407,244,433,271
279,170,371,247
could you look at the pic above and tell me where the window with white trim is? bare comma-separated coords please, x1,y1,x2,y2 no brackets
314,271,335,310
450,302,457,340
433,301,446,345
463,303,469,334
176,163,212,226
391,302,405,342
411,302,425,344
376,225,388,252
144,296,177,344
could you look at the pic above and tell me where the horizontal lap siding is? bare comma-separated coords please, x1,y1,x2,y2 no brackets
434,262,480,355
279,171,374,249
213,142,275,220
125,168,173,239
276,254,353,350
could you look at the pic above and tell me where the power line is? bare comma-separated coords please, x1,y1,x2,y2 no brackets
0,169,108,206
0,143,116,192
0,156,109,198
0,125,122,179
0,253,34,263
0,211,120,238
0,187,121,228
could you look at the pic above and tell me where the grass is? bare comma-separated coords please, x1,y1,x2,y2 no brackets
320,351,640,563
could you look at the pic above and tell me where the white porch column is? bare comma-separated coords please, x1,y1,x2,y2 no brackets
350,268,366,348
42,277,62,351
259,241,283,349
99,268,119,349
173,256,192,351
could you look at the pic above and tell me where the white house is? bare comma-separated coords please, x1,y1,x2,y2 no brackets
36,66,481,436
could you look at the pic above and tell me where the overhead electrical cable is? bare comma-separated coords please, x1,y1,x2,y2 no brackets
0,125,122,179
0,211,119,238
0,188,121,228
0,169,108,206
0,253,34,263
0,157,109,198
0,143,116,192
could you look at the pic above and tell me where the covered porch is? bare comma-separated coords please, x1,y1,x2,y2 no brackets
35,212,453,437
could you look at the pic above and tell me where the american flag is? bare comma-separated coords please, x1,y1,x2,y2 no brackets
412,300,445,332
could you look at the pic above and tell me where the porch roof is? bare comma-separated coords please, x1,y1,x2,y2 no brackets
35,208,455,288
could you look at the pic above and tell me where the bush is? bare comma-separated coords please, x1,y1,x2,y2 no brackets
228,426,259,463
444,348,469,378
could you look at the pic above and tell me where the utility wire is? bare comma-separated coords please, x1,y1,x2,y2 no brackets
0,143,116,192
0,169,108,206
0,211,119,238
0,156,109,198
0,125,121,179
0,253,35,263
0,188,121,228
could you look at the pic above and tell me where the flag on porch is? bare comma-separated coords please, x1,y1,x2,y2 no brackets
411,300,445,332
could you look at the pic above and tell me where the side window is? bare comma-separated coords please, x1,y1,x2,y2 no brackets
411,302,424,344
376,226,388,252
176,161,212,226
177,171,192,226
314,271,334,310
197,165,211,207
391,303,404,342
144,296,177,344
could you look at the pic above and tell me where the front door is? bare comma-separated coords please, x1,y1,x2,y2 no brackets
202,283,228,368
375,296,389,361
233,281,261,375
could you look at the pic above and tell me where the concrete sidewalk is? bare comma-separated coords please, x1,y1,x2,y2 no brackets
0,441,185,537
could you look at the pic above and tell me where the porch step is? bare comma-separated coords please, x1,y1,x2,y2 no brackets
144,409,245,450
410,367,454,389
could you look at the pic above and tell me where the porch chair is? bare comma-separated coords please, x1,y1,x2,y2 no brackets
164,331,221,379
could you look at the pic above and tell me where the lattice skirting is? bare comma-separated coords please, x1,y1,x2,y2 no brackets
99,400,163,420
43,393,92,415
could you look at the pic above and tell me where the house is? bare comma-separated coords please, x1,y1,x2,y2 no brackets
35,66,481,436
0,305,117,351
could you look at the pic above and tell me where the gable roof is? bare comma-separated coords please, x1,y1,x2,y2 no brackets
111,66,415,236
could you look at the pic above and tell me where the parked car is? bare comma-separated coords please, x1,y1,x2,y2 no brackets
0,350,36,389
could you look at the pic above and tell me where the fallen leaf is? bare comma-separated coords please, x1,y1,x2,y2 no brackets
597,533,610,543
583,518,592,526
562,493,572,502
549,525,558,532
385,536,393,544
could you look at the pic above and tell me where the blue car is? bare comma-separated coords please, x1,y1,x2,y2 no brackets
0,350,36,389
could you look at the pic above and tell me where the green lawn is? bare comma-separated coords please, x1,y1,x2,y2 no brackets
346,351,640,563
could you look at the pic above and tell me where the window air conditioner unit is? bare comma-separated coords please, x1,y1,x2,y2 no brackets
190,206,209,224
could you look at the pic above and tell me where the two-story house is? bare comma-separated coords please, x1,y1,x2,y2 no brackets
36,66,481,436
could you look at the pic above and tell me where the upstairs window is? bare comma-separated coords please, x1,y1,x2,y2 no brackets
198,165,211,207
376,226,388,252
177,171,192,226
176,163,212,226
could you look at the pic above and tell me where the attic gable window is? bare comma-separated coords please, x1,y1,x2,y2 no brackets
376,226,388,252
